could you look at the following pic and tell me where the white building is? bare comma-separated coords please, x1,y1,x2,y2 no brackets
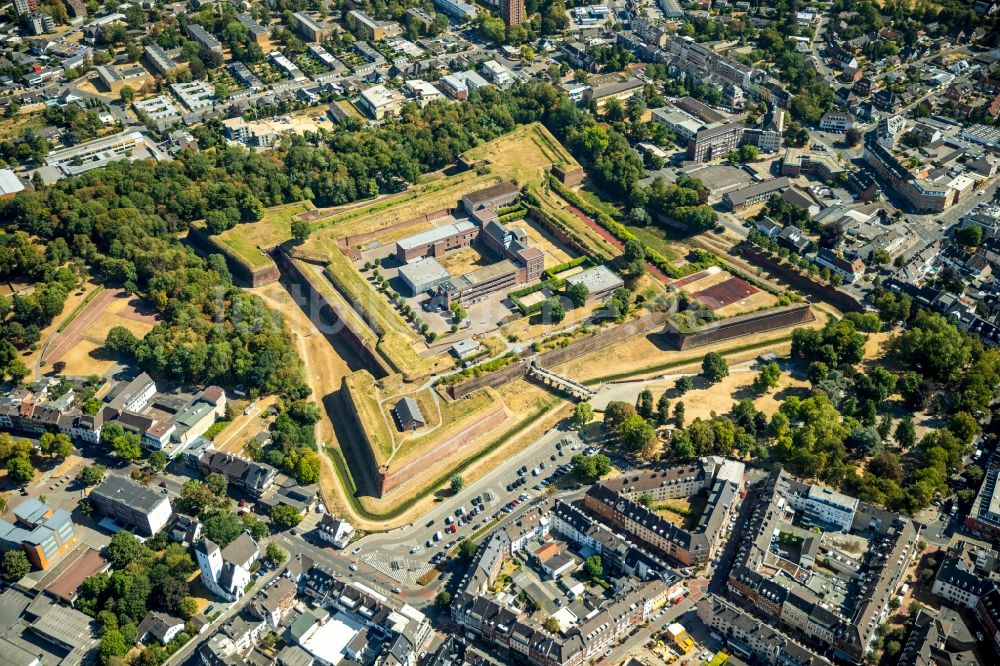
480,60,514,86
787,483,859,532
819,111,855,132
316,514,354,549
196,533,260,601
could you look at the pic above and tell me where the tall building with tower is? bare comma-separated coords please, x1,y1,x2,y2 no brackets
501,0,524,27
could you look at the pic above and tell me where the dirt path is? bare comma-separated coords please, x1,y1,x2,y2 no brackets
250,282,364,524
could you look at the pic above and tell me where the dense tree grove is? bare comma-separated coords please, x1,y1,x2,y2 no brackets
76,532,199,664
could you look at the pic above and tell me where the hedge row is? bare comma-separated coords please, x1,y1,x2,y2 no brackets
548,177,716,280
543,255,590,281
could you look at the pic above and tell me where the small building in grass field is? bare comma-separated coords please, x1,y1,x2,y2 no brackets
393,397,425,431
565,265,624,302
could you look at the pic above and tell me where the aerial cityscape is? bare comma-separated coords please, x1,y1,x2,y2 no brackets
0,0,999,665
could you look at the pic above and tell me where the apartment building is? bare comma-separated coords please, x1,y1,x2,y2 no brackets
501,0,525,26
433,0,478,21
785,483,859,532
688,122,745,162
197,533,259,601
90,474,173,536
583,460,743,566
143,44,179,76
584,76,644,111
727,470,919,664
187,24,222,55
292,12,332,42
357,84,406,120
697,595,831,665
863,142,957,213
198,449,277,498
814,248,866,283
237,13,269,45
346,10,401,41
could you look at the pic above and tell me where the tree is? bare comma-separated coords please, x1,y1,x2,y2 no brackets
435,591,452,608
2,550,31,581
584,554,603,579
450,474,465,494
203,512,243,548
573,402,593,428
205,472,228,497
752,363,781,394
105,325,139,355
112,432,142,461
458,539,477,560
100,630,128,661
544,617,561,633
702,353,729,383
845,127,863,146
954,224,982,247
636,492,653,507
40,432,73,459
676,376,694,394
180,480,217,515
673,401,686,428
622,240,646,278
603,401,636,433
178,596,198,620
619,414,656,453
542,297,565,324
107,531,144,568
656,393,671,424
270,505,303,530
566,282,589,308
290,220,311,242
119,85,135,105
6,455,35,485
238,514,266,541
637,390,654,417
265,542,287,565
148,450,167,472
948,412,980,447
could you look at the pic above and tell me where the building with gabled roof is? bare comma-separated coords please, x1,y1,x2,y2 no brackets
196,533,259,602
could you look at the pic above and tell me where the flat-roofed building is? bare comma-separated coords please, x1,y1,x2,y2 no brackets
651,106,707,143
564,265,624,302
688,122,745,162
357,84,406,120
44,130,146,177
90,474,172,536
461,181,521,212
433,0,477,20
438,260,520,307
133,95,182,127
398,257,452,295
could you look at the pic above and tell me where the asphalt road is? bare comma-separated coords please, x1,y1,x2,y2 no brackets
352,423,586,576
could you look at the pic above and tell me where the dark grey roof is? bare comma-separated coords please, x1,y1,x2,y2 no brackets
393,397,424,426
91,474,168,513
